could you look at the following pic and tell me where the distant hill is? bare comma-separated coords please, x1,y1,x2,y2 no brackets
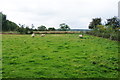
70,29,92,31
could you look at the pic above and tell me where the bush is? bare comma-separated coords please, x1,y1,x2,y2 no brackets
86,29,119,41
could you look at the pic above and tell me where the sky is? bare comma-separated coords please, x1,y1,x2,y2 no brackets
0,0,119,29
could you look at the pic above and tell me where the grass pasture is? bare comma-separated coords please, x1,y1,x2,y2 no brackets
2,34,119,78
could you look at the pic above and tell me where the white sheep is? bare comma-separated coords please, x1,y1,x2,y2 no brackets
41,34,45,37
79,34,83,38
31,33,35,37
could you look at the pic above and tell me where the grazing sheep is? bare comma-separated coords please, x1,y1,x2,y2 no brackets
41,34,45,37
31,33,35,37
79,34,83,38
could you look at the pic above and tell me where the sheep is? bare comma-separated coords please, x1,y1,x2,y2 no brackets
40,34,45,37
31,33,35,37
79,34,83,38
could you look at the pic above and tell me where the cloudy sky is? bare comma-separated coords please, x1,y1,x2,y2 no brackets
0,0,119,29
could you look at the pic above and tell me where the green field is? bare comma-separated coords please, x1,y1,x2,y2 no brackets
2,34,119,78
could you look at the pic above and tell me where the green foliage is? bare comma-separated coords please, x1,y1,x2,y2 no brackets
5,20,19,31
16,26,26,34
59,23,70,31
16,24,34,34
0,13,19,31
0,13,35,34
106,17,120,29
48,27,56,31
89,18,102,29
86,29,119,41
38,25,47,31
88,17,120,41
96,25,106,32
96,25,105,30
2,34,119,78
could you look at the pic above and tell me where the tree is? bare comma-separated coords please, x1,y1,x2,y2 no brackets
17,26,25,34
48,27,56,31
1,13,7,31
31,24,34,29
106,17,120,29
59,23,70,31
17,24,33,34
6,20,19,31
96,25,106,33
24,26,31,34
38,25,47,31
1,12,19,31
89,18,102,29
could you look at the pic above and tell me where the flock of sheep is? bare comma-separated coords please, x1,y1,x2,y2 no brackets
31,33,83,38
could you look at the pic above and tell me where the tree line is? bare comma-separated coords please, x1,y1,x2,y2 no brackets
1,12,120,40
1,12,19,31
0,12,70,34
87,17,120,41
88,17,120,30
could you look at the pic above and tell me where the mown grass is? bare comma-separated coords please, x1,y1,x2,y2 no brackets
2,34,119,78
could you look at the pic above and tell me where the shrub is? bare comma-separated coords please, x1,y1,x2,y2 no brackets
86,29,119,41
